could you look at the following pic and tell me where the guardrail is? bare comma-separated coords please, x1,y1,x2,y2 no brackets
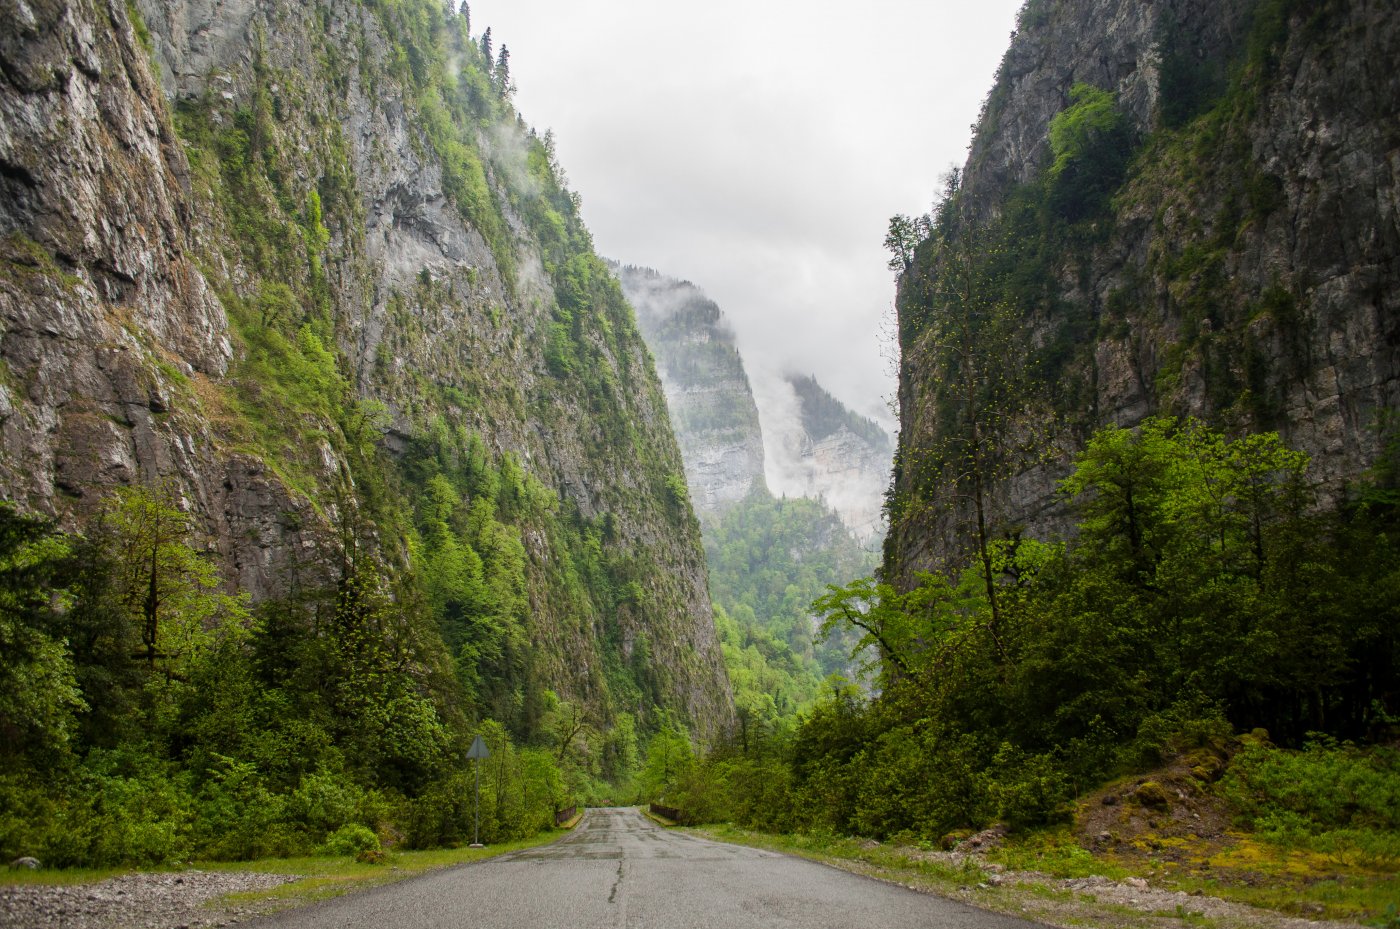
648,803,683,823
555,805,578,827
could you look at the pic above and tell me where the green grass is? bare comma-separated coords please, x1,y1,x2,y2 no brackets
1152,838,1400,925
209,832,566,911
691,824,988,889
985,827,1131,880
0,829,565,916
0,865,145,887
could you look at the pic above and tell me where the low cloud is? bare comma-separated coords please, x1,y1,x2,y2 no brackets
471,0,1024,427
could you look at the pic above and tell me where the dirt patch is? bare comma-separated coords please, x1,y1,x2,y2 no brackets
1077,747,1237,865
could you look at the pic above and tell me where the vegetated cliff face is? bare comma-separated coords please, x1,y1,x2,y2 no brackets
888,0,1400,579
0,0,732,738
615,264,767,516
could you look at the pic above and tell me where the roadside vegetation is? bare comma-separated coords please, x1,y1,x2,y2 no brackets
0,0,714,877
641,416,1400,925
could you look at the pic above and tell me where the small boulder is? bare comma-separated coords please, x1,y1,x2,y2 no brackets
10,857,40,870
940,829,973,850
1129,781,1172,810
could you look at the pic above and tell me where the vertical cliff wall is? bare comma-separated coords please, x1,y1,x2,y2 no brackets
888,0,1399,579
619,264,893,539
0,0,732,738
615,263,768,516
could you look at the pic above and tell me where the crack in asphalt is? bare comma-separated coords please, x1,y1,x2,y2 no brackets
608,860,623,904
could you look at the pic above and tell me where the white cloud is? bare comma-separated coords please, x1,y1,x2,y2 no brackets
470,0,1024,430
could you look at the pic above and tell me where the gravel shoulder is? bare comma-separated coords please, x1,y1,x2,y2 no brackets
0,869,298,929
0,830,569,929
692,826,1370,929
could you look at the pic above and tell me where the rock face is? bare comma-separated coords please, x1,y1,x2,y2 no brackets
888,0,1400,578
617,264,893,540
764,374,893,542
0,0,732,737
0,0,323,598
616,264,767,516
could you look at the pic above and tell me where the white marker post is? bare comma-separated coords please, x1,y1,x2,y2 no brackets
466,735,490,848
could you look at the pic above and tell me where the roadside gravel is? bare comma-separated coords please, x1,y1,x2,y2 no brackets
872,842,1362,929
0,869,298,929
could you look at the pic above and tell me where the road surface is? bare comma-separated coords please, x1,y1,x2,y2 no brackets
247,807,1044,929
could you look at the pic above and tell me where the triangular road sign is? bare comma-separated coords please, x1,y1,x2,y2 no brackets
467,735,491,759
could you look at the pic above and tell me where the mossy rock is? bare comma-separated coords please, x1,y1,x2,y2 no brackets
1129,781,1172,810
1184,748,1225,782
940,829,974,850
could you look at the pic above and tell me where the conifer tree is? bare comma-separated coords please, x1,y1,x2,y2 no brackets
495,44,513,98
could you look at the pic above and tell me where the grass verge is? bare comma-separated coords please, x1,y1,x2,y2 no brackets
643,809,678,828
208,831,567,913
690,824,1392,929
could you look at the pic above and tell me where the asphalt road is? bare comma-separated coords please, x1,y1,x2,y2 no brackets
246,807,1045,929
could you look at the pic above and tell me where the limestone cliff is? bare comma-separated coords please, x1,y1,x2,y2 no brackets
770,374,893,542
618,264,893,539
888,0,1399,579
614,263,767,516
0,0,732,737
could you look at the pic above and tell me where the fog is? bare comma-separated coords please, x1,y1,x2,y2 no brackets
468,0,1025,431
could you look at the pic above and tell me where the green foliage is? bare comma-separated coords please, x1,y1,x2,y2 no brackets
677,419,1399,844
663,472,689,515
704,492,877,741
1046,84,1136,223
319,823,381,857
1222,737,1400,865
637,718,696,804
1156,11,1234,128
0,477,577,866
98,485,252,673
0,506,84,767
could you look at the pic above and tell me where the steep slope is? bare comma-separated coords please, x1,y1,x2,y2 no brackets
614,263,767,516
888,0,1400,578
618,263,882,732
705,492,877,735
770,373,893,541
0,0,731,739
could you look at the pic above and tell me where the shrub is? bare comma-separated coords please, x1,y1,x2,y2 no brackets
1221,739,1400,864
320,823,381,857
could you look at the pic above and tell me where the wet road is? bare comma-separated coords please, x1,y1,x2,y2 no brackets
248,807,1044,928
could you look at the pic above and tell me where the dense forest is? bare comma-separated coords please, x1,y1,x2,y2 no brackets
704,491,877,744
659,417,1400,860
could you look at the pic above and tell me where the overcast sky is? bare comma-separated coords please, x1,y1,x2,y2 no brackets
470,0,1024,430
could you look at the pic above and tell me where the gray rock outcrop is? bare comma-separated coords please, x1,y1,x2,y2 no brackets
0,0,733,737
616,264,768,515
888,0,1400,578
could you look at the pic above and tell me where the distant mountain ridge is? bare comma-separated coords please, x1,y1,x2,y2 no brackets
771,374,894,541
615,264,892,539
